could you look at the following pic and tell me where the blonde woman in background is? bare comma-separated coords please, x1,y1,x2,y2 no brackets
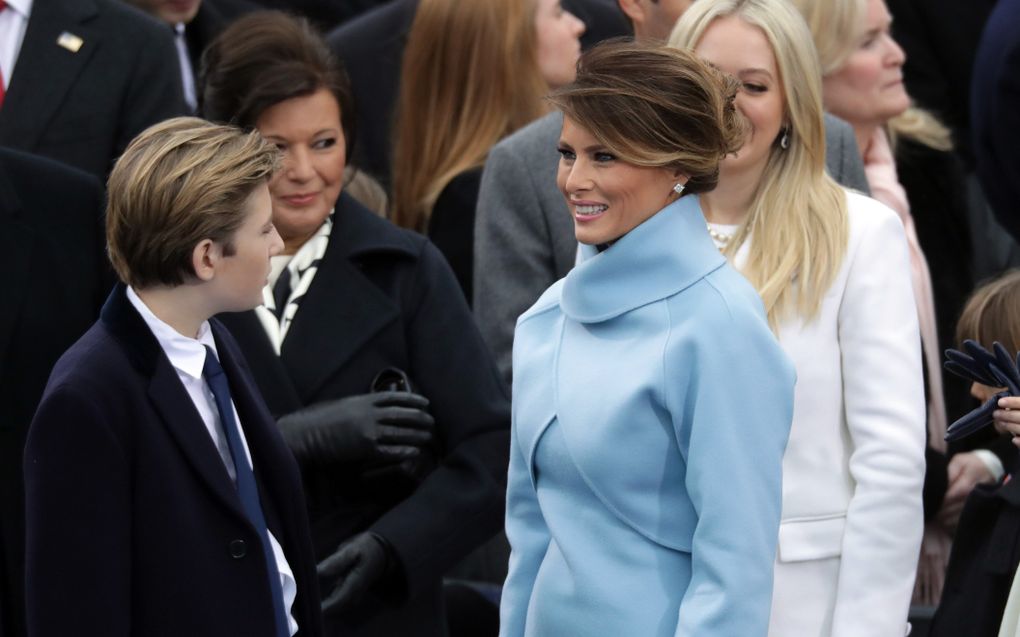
790,0,984,607
671,0,926,634
390,0,584,302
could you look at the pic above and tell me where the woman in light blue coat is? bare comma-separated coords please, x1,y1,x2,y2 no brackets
500,41,797,637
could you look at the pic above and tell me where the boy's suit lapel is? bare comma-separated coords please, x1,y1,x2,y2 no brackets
100,284,249,524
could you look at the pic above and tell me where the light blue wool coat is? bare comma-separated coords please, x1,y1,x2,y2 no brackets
500,195,796,637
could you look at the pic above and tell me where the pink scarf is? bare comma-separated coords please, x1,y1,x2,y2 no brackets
863,127,947,453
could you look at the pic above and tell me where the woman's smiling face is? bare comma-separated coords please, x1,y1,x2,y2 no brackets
694,14,786,182
557,116,682,246
256,88,346,255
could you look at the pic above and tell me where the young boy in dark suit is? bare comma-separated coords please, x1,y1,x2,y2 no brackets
23,117,323,637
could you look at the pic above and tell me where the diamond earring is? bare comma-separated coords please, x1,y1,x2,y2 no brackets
673,182,686,196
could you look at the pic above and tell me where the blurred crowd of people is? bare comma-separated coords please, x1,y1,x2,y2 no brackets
1,0,1019,635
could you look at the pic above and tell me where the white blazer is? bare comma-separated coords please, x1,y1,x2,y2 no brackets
734,191,926,637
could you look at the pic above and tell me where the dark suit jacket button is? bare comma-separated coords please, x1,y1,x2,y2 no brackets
229,539,247,559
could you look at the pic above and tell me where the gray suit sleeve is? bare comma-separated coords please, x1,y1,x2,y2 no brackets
824,113,870,195
473,138,558,386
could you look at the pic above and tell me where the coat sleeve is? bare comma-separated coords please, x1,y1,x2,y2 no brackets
830,202,926,637
472,137,559,385
497,407,550,637
23,382,131,637
369,241,510,599
669,289,796,636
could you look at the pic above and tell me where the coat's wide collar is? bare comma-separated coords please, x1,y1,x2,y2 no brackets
560,196,726,323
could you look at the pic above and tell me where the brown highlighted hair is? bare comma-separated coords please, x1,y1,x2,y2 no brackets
547,38,745,195
106,117,279,288
956,270,1020,355
199,11,355,154
390,0,549,232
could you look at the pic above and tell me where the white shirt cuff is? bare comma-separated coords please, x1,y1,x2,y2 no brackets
973,449,1006,481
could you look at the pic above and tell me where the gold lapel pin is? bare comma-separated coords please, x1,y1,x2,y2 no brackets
56,32,84,53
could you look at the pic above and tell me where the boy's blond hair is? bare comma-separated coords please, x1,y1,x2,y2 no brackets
106,116,278,288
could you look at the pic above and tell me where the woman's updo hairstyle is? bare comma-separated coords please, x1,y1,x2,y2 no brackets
547,38,745,195
198,11,355,155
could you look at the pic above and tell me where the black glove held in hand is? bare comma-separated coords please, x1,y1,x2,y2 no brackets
943,340,1020,441
277,391,435,466
945,340,1020,392
318,532,392,615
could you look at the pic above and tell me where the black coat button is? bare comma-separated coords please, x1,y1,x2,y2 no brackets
229,539,247,559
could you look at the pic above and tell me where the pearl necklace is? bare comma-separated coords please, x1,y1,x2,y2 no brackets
706,223,732,248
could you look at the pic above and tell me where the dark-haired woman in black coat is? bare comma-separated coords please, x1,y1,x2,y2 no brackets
202,12,509,637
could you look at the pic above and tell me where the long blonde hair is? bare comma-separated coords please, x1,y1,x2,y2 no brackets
670,0,849,328
788,0,952,152
887,108,952,152
390,0,549,232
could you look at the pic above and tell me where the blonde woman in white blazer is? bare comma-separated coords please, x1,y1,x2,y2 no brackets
671,1,926,636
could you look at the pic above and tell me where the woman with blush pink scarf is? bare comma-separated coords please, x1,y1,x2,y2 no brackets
791,0,983,608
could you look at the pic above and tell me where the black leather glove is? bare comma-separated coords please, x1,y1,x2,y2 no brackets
277,391,435,467
318,532,392,615
943,340,1020,441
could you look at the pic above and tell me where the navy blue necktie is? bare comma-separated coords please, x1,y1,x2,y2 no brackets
203,346,290,637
